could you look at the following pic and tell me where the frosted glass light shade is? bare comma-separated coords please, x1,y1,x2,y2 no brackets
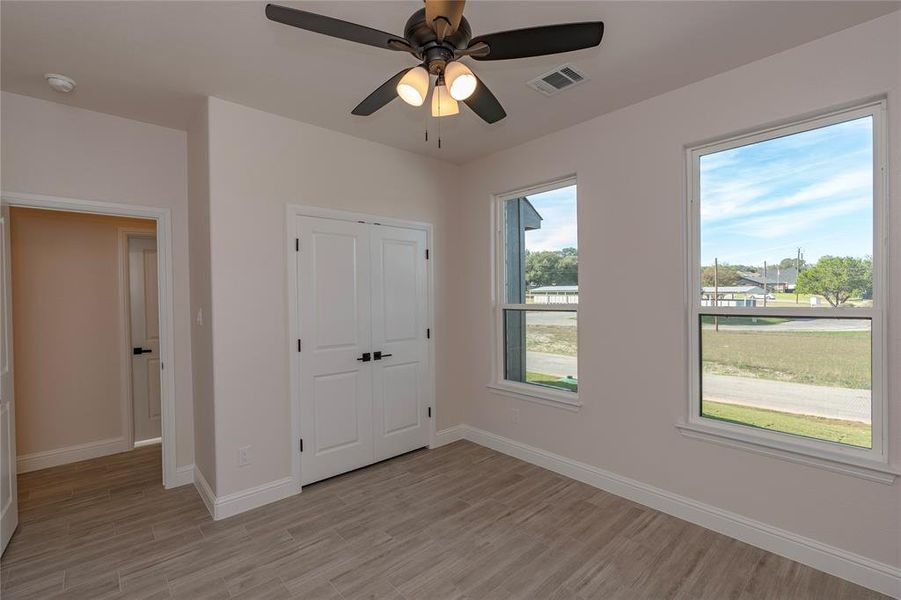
396,67,430,106
445,62,477,100
431,84,459,117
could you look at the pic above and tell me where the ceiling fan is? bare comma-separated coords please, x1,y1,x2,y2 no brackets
265,1,604,124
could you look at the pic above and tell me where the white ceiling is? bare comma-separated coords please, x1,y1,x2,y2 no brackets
2,1,898,163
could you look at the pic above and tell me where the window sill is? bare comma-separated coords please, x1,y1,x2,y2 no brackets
486,382,581,412
676,421,898,484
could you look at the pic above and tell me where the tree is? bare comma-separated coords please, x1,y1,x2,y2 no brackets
525,249,578,288
700,263,740,287
777,256,806,271
795,256,871,307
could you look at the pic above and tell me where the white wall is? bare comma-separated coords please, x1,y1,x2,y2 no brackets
0,92,195,469
187,99,216,488
451,12,900,569
205,97,460,496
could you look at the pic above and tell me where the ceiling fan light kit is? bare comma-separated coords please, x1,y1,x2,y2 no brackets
397,66,430,106
444,61,477,101
265,1,603,126
431,83,459,117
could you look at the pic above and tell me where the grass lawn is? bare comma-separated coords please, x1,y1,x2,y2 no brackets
526,325,577,356
702,329,870,389
702,401,871,448
526,371,578,392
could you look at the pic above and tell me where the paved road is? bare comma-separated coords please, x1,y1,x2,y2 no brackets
702,319,870,332
525,354,870,424
527,351,577,379
704,374,870,423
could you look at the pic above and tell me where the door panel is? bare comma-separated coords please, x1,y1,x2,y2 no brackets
128,236,161,443
1,206,18,555
370,226,430,461
298,216,373,485
381,361,420,435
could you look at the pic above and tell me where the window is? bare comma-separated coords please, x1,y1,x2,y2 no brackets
493,179,579,406
684,102,893,479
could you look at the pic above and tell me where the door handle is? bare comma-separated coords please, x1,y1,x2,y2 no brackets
133,347,153,355
356,352,371,362
373,351,393,360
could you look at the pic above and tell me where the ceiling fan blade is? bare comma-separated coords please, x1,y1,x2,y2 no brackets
351,69,410,116
266,4,411,52
468,22,604,61
463,75,506,124
425,0,466,39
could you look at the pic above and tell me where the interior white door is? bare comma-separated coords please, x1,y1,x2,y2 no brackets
370,226,430,461
297,216,374,485
0,206,19,555
128,236,162,444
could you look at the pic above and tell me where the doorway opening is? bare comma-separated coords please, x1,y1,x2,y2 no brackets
10,208,162,466
1,193,179,557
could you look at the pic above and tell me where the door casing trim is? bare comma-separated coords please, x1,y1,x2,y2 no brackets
2,191,182,489
285,204,437,494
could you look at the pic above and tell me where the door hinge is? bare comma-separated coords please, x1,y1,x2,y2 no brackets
426,328,430,339
428,407,432,418
299,438,304,452
295,238,299,252
425,249,430,260
297,339,302,352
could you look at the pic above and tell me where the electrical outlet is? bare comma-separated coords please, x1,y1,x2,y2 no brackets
238,445,251,467
511,408,520,424
195,308,204,326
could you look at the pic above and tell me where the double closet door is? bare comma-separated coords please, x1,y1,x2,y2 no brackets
296,215,431,485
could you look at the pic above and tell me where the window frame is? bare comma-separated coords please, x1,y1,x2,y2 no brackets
490,176,581,409
680,100,896,482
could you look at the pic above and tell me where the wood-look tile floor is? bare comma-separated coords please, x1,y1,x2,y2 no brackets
0,442,886,600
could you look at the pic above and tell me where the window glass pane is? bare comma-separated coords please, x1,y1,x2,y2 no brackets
700,316,871,448
504,310,577,393
699,117,873,308
504,185,578,304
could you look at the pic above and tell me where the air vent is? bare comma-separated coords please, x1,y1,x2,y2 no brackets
527,63,589,96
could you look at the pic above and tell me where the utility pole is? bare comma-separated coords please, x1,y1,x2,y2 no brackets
714,258,719,332
795,247,802,304
763,261,768,308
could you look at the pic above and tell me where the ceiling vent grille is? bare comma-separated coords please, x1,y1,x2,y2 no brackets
527,63,588,96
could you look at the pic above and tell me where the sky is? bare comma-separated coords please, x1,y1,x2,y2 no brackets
524,184,578,252
700,116,873,267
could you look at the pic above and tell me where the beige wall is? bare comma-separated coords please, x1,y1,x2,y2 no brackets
205,97,460,496
9,209,154,456
451,13,901,568
0,92,195,468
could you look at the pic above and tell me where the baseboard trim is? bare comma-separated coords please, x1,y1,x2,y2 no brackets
133,437,162,449
17,437,129,473
431,425,466,448
461,425,901,599
193,466,216,518
193,467,296,521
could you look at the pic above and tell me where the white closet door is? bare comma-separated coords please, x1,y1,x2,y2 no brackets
370,225,430,461
0,206,18,555
297,216,374,485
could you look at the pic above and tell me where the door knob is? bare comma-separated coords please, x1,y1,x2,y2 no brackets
132,347,153,355
373,351,393,360
356,352,371,362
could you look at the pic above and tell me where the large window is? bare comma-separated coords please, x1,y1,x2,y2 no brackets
494,179,578,405
685,102,892,479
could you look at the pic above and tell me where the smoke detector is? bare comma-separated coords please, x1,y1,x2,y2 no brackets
45,73,76,94
527,63,588,96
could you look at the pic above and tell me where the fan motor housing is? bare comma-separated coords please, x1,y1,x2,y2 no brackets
404,8,472,75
